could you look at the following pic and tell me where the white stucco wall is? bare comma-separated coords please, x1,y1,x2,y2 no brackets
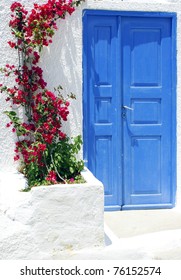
0,0,181,203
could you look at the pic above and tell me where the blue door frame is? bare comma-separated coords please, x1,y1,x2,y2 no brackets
83,10,177,211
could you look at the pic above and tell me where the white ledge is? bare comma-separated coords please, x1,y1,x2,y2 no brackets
0,168,104,259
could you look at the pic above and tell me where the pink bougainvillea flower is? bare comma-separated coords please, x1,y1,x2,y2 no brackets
7,41,16,48
14,155,20,161
46,170,57,184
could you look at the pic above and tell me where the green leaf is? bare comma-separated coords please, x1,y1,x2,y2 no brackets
4,110,16,116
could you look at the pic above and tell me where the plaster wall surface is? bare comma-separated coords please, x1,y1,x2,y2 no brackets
0,0,181,202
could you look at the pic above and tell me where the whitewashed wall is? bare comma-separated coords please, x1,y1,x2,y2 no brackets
0,0,181,203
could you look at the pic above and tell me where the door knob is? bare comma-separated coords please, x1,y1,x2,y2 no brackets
123,105,134,111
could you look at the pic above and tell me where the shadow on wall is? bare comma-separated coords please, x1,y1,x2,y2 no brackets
39,9,83,138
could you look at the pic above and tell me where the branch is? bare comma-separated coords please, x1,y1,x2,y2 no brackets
50,152,67,184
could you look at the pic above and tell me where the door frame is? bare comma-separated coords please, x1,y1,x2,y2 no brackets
83,10,177,210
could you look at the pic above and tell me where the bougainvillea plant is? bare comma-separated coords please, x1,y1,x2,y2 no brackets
0,0,85,187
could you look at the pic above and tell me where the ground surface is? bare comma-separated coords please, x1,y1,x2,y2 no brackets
104,209,181,238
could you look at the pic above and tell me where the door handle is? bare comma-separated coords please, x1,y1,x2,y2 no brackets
123,105,134,111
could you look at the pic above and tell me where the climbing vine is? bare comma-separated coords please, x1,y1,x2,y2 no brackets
0,0,85,187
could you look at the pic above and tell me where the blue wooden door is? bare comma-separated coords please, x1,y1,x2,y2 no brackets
83,11,176,210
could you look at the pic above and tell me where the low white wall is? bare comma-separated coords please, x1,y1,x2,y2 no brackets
0,168,104,259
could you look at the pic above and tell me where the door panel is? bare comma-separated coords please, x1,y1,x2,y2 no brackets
122,17,173,209
83,11,176,210
85,15,122,209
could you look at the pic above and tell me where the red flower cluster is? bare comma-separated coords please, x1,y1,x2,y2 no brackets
14,140,47,165
10,2,24,12
9,1,76,49
28,0,75,42
46,170,57,184
31,90,69,142
3,61,47,106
